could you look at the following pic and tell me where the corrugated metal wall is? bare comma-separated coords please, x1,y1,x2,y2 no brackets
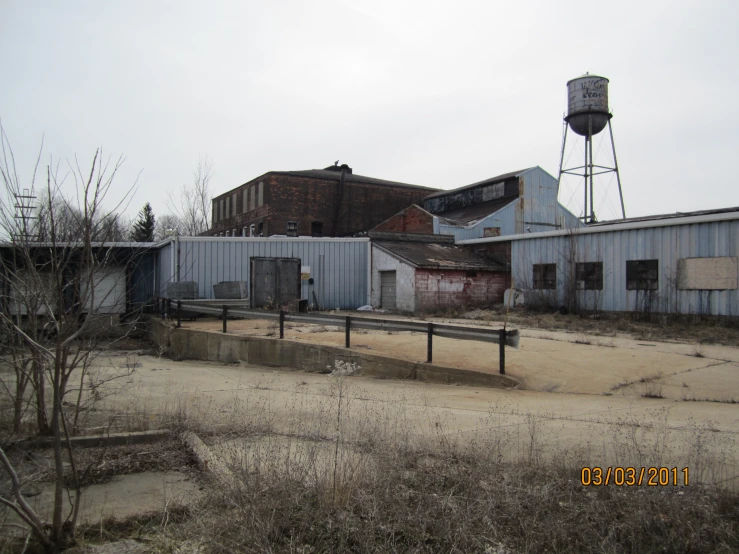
158,238,369,309
436,168,581,241
509,220,739,316
158,243,172,296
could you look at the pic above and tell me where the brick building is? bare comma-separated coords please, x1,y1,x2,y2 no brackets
370,233,508,313
208,164,437,237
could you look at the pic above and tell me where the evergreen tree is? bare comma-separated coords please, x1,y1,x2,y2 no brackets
131,202,156,242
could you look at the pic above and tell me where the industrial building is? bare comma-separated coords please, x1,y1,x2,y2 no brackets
370,233,507,312
0,243,157,317
159,236,369,310
420,167,581,241
459,207,739,317
208,163,437,238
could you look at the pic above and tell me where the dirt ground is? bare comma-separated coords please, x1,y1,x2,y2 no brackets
181,311,739,401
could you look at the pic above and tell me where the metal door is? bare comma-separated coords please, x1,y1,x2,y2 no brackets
251,257,300,309
380,270,396,309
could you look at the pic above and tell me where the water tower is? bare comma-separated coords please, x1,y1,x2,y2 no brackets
557,74,625,223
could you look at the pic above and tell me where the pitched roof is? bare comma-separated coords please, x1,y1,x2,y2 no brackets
375,240,506,271
272,169,436,191
424,168,531,199
434,196,518,226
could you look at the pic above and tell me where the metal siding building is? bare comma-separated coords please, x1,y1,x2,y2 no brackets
459,211,739,316
157,237,369,309
435,167,582,241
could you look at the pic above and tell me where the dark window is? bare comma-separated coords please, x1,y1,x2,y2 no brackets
626,260,659,290
257,221,264,237
311,221,323,237
533,263,556,289
286,221,298,237
465,270,477,278
576,262,603,290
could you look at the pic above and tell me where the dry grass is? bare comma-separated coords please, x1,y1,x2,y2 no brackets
4,349,739,553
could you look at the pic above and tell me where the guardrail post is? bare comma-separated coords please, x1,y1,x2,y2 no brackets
345,315,351,348
176,300,181,328
498,328,506,375
279,310,285,339
427,322,433,363
222,305,228,333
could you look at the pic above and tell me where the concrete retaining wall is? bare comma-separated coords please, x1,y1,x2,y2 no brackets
150,318,518,389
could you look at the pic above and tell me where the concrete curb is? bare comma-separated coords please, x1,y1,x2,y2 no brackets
182,431,236,486
151,318,520,389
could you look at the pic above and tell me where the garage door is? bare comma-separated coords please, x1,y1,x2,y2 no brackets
82,267,127,314
380,271,396,310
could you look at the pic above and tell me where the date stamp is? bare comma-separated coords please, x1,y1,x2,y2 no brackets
581,467,689,486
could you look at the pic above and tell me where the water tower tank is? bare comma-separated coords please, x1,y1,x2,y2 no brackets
566,75,611,136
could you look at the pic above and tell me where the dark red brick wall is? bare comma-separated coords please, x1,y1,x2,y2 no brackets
209,174,433,237
372,205,434,234
415,269,508,311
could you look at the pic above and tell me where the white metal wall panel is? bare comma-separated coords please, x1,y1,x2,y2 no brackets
163,237,369,310
508,219,739,316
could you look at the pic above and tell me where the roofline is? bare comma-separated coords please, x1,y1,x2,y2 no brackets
212,170,435,199
423,166,535,200
456,209,739,245
0,241,158,249
159,236,370,246
372,241,506,271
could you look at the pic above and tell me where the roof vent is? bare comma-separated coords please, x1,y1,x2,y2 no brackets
324,162,352,174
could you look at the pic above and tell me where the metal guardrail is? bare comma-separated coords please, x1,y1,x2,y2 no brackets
154,297,519,375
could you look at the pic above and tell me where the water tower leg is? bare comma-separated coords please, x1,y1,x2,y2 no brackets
557,119,568,185
608,119,626,219
583,129,588,223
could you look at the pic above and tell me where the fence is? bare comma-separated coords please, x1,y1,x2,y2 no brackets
152,297,519,375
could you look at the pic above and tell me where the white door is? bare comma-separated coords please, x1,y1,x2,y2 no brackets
82,266,126,314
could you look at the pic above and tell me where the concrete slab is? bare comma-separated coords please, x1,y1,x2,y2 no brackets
87,353,739,486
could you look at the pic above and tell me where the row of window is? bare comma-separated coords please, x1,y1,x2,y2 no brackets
533,260,659,291
214,221,325,238
213,182,265,223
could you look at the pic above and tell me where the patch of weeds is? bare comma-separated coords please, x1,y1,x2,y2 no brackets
572,335,591,345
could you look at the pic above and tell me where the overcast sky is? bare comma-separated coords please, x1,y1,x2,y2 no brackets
2,0,738,225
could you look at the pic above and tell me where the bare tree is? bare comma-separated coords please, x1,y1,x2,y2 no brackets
153,213,182,242
165,156,213,236
0,125,138,550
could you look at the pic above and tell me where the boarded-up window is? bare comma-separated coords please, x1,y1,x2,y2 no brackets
220,199,225,221
626,260,658,290
250,186,256,211
225,197,230,219
533,263,556,290
213,203,218,223
232,194,237,216
576,262,603,290
483,227,501,238
243,189,248,213
677,257,738,290
258,182,264,206
286,221,298,237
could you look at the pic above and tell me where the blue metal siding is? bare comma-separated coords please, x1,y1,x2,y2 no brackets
163,238,369,309
158,243,172,296
510,220,739,316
